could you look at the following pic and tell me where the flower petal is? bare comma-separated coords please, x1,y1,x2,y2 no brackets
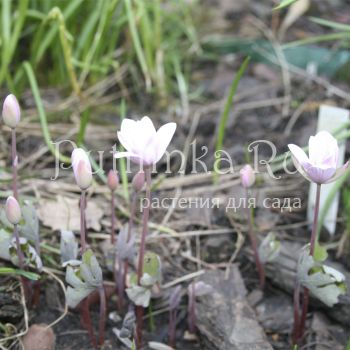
288,144,310,167
304,165,336,184
154,122,177,163
325,161,349,184
140,116,156,136
309,131,338,168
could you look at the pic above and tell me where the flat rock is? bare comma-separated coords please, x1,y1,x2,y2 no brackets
195,265,272,350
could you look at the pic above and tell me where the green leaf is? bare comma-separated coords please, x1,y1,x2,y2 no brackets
0,229,11,261
297,247,346,307
274,0,298,10
65,249,103,308
0,267,40,281
313,242,328,262
126,252,162,307
60,230,78,265
258,232,281,264
9,237,43,272
19,201,39,245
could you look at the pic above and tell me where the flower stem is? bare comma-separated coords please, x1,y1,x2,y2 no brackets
80,190,87,253
135,166,152,348
98,286,106,347
79,190,96,348
123,193,137,290
11,129,18,200
13,224,29,300
188,282,196,334
297,184,321,342
292,281,300,344
111,190,116,244
168,309,176,348
245,188,265,289
81,299,97,349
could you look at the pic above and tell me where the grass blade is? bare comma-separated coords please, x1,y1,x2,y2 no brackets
213,56,250,182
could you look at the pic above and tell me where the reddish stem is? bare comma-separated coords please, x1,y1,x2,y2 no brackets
295,184,321,344
188,283,196,334
80,191,87,253
98,286,106,347
79,191,96,348
292,281,300,344
81,299,97,349
11,129,18,200
122,193,137,296
245,189,265,289
111,191,116,244
135,166,152,348
168,309,176,348
14,224,30,300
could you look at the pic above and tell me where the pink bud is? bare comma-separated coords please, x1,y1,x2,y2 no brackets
5,196,21,225
2,94,20,129
132,171,145,192
76,160,92,190
107,170,119,191
240,164,255,188
71,148,93,190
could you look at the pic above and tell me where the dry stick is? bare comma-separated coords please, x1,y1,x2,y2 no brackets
245,188,265,289
11,129,18,200
297,184,322,342
135,167,152,348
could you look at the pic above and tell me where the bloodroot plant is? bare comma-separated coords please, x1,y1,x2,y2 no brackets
115,116,176,347
288,131,348,344
66,148,106,348
239,164,266,289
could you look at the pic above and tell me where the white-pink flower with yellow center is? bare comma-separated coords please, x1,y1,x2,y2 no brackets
288,131,349,185
115,116,176,166
71,148,92,190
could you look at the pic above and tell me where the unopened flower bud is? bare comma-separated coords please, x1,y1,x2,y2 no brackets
71,148,92,190
5,196,21,225
2,94,20,129
240,164,255,188
132,171,145,192
107,170,119,191
76,160,92,190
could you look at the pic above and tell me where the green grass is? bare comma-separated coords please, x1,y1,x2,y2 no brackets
213,56,250,182
0,0,199,145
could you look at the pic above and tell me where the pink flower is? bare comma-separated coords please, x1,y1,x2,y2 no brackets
115,116,176,166
71,148,92,190
5,196,21,225
288,131,349,184
107,170,119,191
2,94,20,129
240,164,255,188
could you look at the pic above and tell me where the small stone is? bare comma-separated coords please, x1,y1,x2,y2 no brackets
22,324,55,350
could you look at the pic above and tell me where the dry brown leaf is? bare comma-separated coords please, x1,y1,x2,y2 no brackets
38,195,104,231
